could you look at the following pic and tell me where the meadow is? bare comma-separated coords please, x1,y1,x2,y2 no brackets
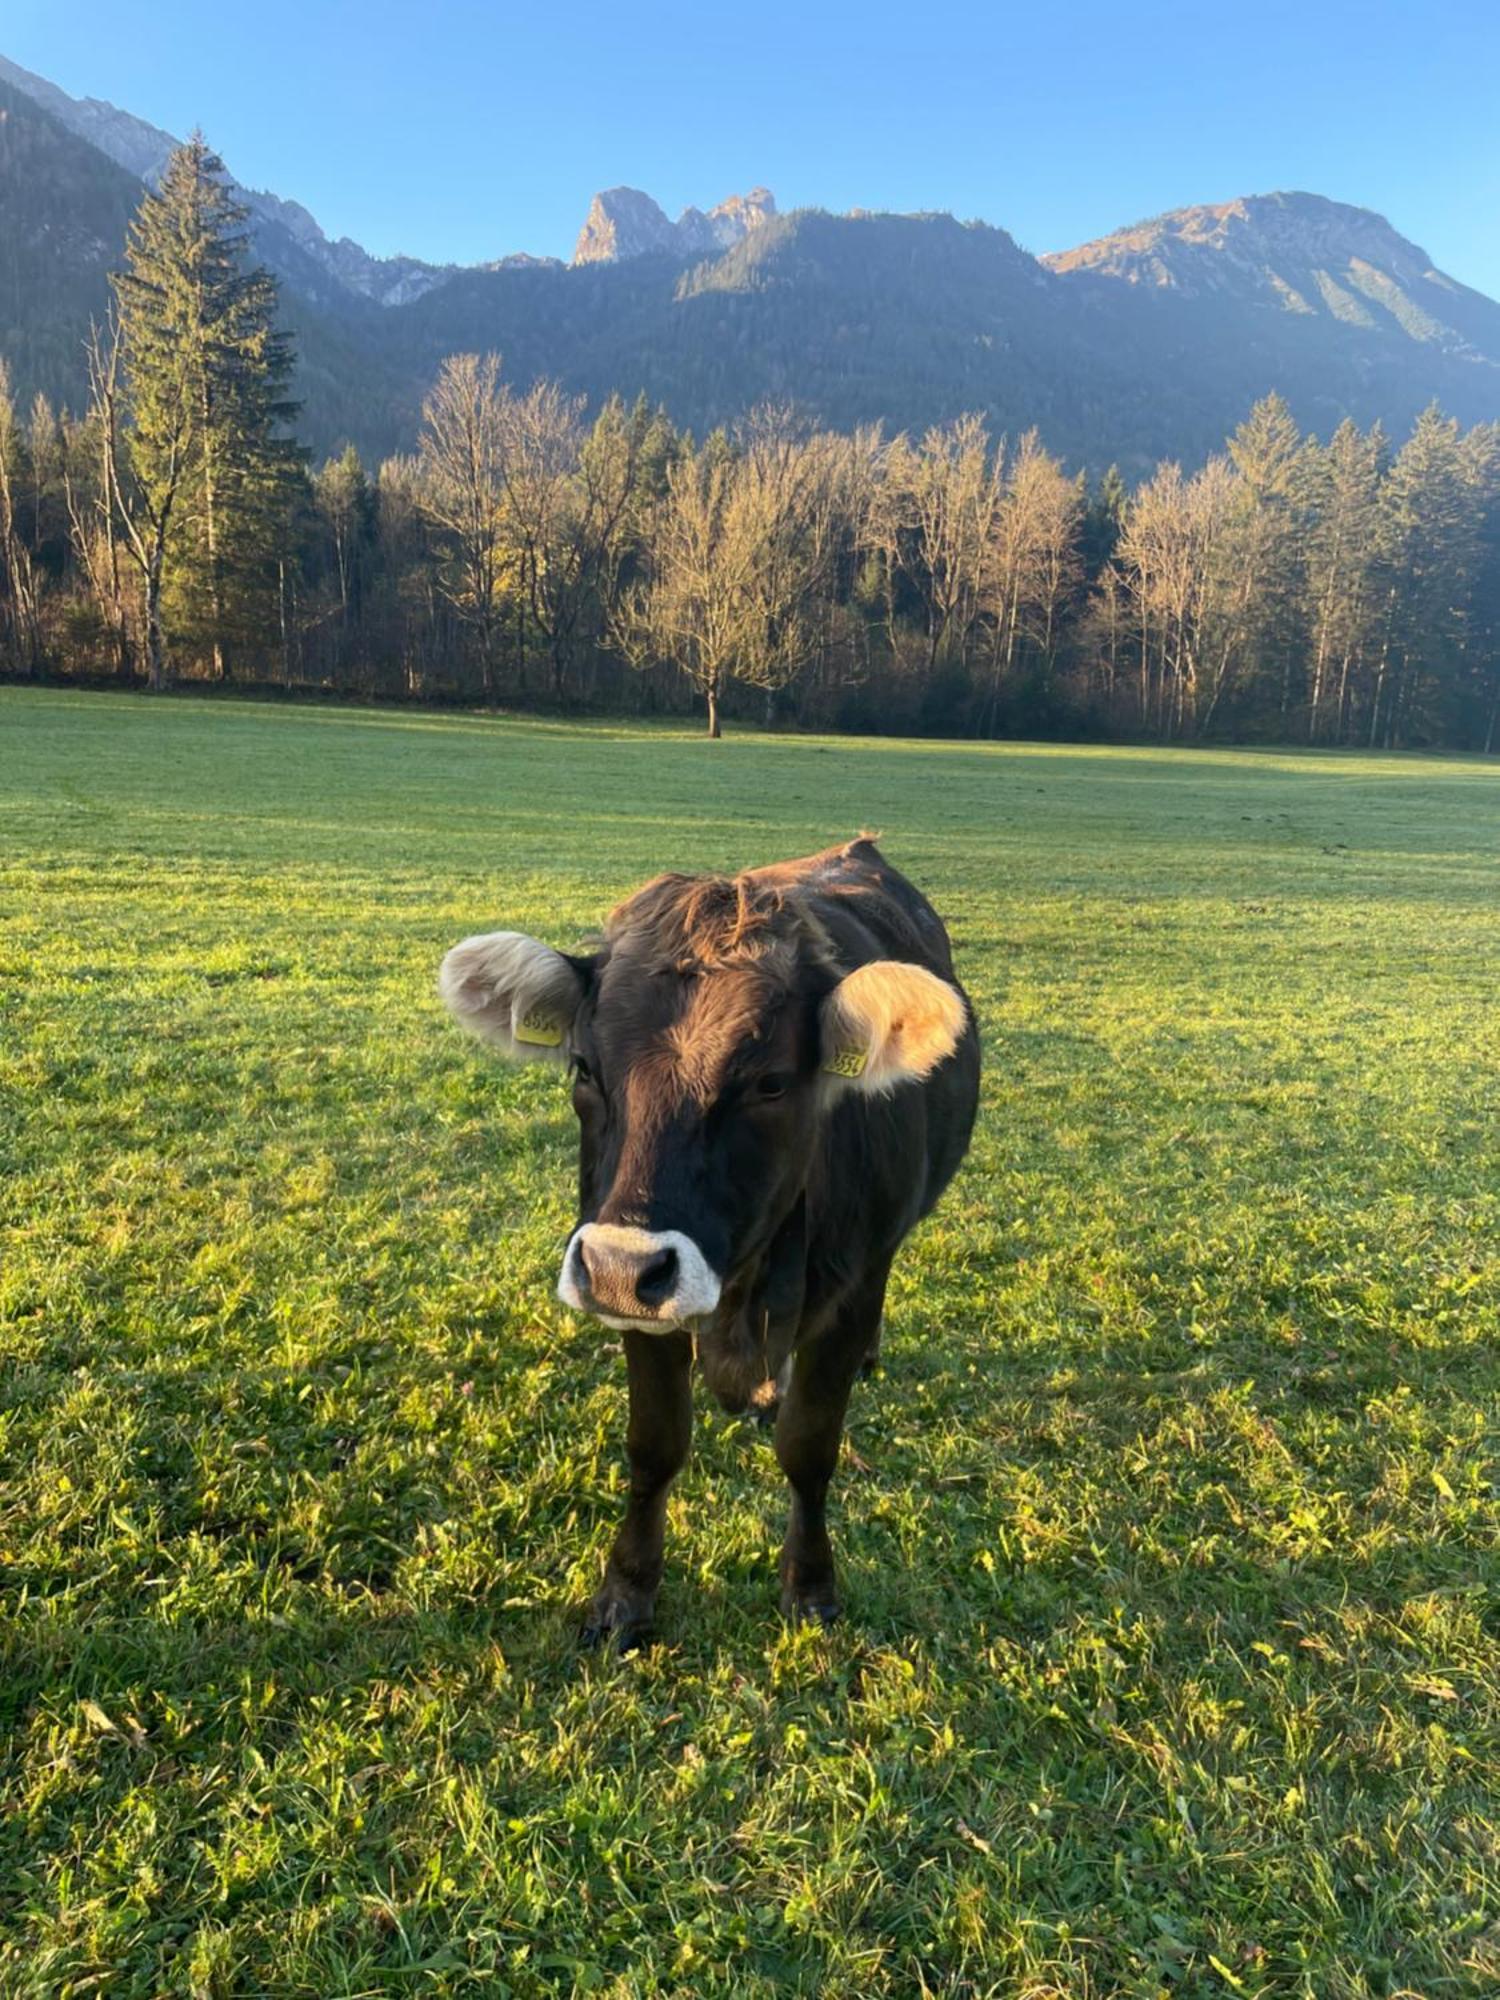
1,685,1497,1999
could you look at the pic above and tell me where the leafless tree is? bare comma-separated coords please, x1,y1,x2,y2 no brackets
417,352,509,695
0,361,41,675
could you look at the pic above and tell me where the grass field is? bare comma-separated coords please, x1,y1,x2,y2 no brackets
1,686,1498,1998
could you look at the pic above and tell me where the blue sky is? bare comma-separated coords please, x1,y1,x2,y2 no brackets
7,0,1499,292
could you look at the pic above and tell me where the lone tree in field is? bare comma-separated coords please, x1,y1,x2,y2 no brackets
614,414,847,736
107,135,299,687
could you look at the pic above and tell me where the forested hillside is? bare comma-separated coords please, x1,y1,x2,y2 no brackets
3,109,1499,752
2,65,1498,469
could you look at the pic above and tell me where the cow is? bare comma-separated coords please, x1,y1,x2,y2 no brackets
438,836,979,1646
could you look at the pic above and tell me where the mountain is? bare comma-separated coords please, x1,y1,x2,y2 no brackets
0,76,412,448
1042,191,1500,458
573,186,776,264
1047,192,1500,358
375,198,1500,470
0,73,144,400
2,54,1497,471
0,52,450,307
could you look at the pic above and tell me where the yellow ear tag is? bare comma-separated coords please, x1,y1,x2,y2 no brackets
823,1044,868,1080
513,1007,564,1048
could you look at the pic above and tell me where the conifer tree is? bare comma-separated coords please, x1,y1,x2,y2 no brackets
1459,425,1500,752
109,134,299,683
1373,405,1474,745
1221,393,1305,725
1299,419,1385,741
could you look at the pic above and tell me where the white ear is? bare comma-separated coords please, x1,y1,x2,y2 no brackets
438,931,584,1063
821,961,966,1092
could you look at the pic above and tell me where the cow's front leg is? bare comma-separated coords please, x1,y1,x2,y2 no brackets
774,1272,886,1624
581,1327,693,1650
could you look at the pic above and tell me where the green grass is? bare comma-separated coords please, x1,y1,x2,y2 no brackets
1,687,1497,1999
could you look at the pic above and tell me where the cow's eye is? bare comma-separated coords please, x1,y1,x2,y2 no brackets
573,1056,596,1087
754,1073,792,1102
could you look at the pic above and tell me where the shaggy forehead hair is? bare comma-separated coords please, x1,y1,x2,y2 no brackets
604,871,829,978
592,872,835,1102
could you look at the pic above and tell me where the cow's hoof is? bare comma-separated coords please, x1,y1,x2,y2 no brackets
580,1581,656,1654
579,1617,653,1654
780,1584,842,1628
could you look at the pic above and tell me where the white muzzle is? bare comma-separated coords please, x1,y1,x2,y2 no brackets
558,1223,723,1330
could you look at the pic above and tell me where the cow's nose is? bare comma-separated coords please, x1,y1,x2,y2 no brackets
560,1223,722,1325
577,1233,680,1317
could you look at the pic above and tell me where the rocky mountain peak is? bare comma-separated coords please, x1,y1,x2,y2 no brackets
702,185,777,247
1044,191,1427,293
573,184,776,265
1039,190,1500,357
573,187,681,264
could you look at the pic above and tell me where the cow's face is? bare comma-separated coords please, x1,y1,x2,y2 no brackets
439,896,964,1331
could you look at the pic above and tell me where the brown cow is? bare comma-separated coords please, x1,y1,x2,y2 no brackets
439,837,979,1644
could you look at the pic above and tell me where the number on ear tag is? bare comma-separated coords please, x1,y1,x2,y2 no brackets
823,1044,868,1079
514,1008,564,1048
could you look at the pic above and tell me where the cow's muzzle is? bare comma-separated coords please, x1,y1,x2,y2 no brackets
558,1224,723,1329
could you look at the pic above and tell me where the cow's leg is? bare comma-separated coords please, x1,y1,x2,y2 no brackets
860,1313,885,1378
774,1267,888,1625
581,1327,693,1650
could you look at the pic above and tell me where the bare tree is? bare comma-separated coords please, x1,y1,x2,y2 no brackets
0,361,41,675
60,405,132,678
416,353,509,695
92,318,185,691
1115,457,1236,736
614,444,748,736
908,415,999,674
499,386,647,700
983,430,1082,727
614,415,863,734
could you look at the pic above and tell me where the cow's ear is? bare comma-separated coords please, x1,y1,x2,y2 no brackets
820,961,966,1092
438,931,586,1063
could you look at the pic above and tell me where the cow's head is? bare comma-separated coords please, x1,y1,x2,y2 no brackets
439,874,964,1330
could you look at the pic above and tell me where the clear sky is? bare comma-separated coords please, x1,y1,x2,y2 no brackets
7,0,1499,293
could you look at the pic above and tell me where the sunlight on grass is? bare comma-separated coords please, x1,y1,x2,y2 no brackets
1,688,1497,1996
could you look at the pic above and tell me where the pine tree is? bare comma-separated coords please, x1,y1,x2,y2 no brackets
1456,424,1500,751
109,134,300,684
1374,406,1474,745
1221,393,1306,727
1081,465,1128,577
1298,419,1385,741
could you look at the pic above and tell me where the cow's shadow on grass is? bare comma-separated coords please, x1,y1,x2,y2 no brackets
4,1317,1490,1746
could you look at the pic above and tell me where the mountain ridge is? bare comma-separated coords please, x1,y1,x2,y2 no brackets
2,56,1496,471
1045,190,1500,361
572,185,778,265
0,52,450,306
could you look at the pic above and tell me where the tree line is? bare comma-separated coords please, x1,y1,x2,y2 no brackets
2,139,1498,750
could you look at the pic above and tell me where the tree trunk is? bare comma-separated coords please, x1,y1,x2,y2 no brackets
144,564,166,691
278,557,292,686
1335,648,1354,746
706,680,722,738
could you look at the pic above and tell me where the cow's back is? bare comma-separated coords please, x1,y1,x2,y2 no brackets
756,839,980,1317
748,835,959,984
